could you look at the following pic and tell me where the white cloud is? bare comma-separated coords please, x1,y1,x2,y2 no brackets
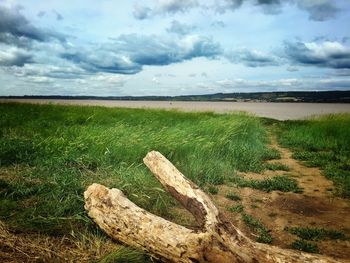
226,48,280,67
156,0,198,13
89,73,128,86
133,0,198,19
285,41,350,69
133,3,152,19
201,77,350,92
0,44,31,66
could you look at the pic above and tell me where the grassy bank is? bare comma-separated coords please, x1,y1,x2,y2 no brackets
0,103,277,261
276,114,350,198
2,103,349,261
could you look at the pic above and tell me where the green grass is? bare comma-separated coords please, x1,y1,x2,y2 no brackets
264,148,281,160
264,162,290,171
227,204,244,213
241,213,273,244
285,226,347,241
225,192,241,201
230,175,302,193
226,204,272,244
277,114,350,198
286,226,348,254
290,239,319,253
0,103,276,257
207,185,219,195
99,247,154,263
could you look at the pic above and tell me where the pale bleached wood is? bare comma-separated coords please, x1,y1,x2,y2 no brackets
84,151,341,263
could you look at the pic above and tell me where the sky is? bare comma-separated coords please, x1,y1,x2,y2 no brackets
0,0,350,96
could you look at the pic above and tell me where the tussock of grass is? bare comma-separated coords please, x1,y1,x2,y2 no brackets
99,247,153,263
241,213,273,244
286,226,348,254
277,114,350,198
285,226,347,241
225,192,241,201
207,185,219,195
264,148,281,160
230,175,302,193
290,239,319,253
264,162,290,171
228,204,244,213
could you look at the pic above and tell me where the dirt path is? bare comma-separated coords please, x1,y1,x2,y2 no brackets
211,136,350,260
268,136,335,198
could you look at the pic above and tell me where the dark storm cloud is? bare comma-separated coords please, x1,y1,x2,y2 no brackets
0,6,47,41
61,34,222,74
297,0,339,21
141,0,339,21
255,0,282,14
256,0,279,3
0,6,66,44
285,41,350,69
226,48,280,67
255,0,339,20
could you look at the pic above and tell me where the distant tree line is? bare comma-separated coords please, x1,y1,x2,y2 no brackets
1,90,350,103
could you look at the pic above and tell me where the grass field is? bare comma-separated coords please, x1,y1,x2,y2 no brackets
0,103,349,262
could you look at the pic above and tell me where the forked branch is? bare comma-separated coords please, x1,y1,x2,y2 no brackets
84,151,340,263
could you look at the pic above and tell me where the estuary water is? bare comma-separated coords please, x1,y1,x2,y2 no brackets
1,99,350,120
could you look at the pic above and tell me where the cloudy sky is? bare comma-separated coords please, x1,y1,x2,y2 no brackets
0,0,350,96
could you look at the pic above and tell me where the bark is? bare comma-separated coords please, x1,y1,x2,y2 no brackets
84,151,340,263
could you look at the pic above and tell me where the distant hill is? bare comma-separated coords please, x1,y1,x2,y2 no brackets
1,90,350,103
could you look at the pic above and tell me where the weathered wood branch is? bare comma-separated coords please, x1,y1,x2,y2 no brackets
84,151,340,263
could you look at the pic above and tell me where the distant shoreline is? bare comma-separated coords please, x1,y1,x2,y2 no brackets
2,99,350,120
1,90,350,103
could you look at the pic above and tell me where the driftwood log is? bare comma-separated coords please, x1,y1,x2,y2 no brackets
84,151,340,262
